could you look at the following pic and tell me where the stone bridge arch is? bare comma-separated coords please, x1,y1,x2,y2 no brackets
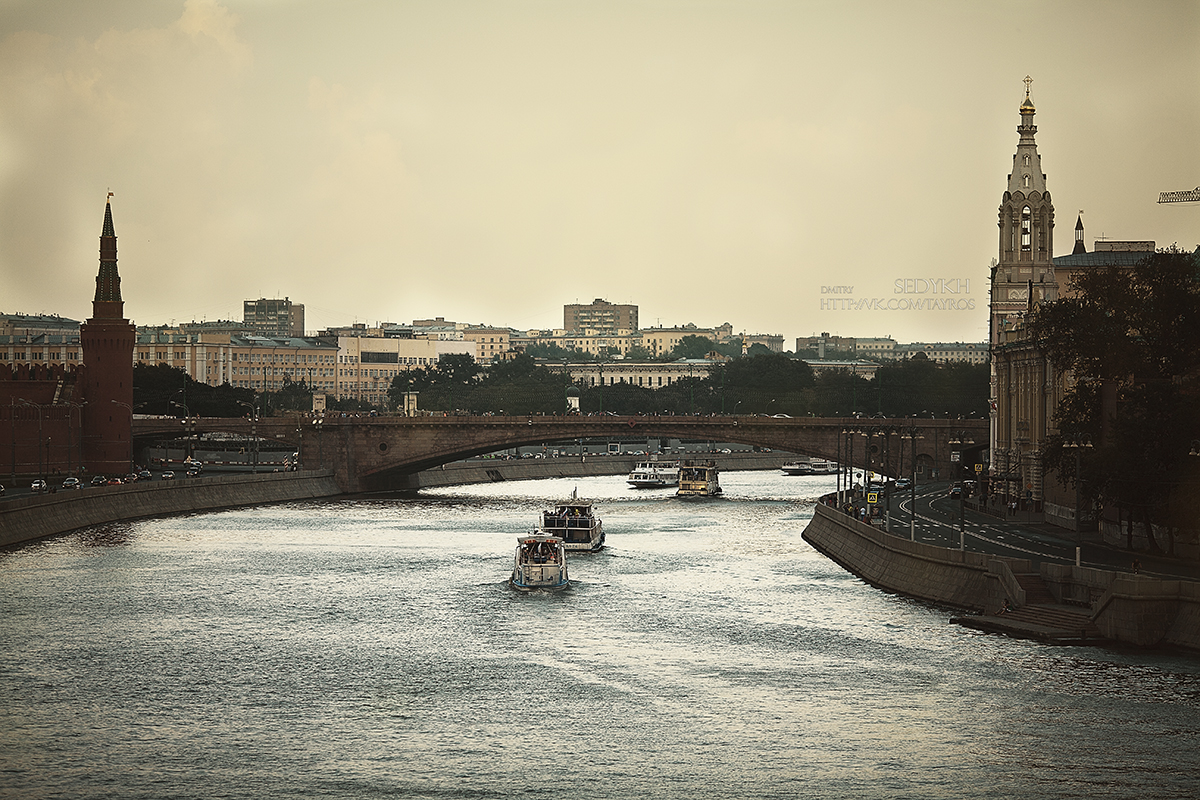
302,415,983,493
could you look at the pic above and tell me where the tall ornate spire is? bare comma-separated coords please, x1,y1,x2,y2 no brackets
1009,76,1045,195
93,193,124,317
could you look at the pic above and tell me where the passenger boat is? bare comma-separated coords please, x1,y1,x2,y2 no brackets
808,459,834,474
677,461,722,497
509,533,570,591
781,460,814,476
627,457,680,488
538,491,605,552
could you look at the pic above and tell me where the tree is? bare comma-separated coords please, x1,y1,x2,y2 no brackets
1030,246,1200,554
262,377,313,414
133,363,255,417
669,335,717,360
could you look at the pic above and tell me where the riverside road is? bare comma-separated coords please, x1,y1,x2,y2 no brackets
870,481,1200,582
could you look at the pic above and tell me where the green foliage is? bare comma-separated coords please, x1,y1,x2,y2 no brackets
523,342,595,361
261,377,313,414
133,363,254,417
1030,246,1200,551
669,335,717,360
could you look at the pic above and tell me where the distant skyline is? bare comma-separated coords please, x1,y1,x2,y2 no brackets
1,0,1197,348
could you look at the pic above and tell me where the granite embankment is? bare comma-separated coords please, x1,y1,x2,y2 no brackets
1,470,341,548
801,502,1200,652
1,453,790,547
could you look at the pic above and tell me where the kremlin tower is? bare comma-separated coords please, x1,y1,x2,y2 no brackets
80,195,137,475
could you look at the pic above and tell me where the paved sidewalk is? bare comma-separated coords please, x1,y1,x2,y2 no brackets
858,481,1200,582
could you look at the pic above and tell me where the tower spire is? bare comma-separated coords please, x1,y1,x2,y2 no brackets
93,194,124,317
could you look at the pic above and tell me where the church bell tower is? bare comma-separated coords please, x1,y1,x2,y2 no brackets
991,76,1057,343
81,195,137,475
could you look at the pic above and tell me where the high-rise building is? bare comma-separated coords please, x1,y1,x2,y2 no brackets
564,299,638,334
243,297,305,337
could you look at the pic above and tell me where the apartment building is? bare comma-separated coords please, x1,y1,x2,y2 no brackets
335,335,476,404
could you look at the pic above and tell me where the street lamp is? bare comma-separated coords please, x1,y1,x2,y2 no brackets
111,400,136,472
64,400,86,478
901,426,922,540
237,400,259,473
949,430,974,550
170,401,192,462
1063,436,1094,537
14,399,42,483
312,416,325,468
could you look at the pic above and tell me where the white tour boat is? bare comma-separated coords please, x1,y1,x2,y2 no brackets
538,491,605,552
677,461,722,497
781,460,814,476
627,457,681,488
808,459,834,474
509,533,570,591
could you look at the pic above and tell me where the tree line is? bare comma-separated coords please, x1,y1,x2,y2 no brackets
1029,246,1200,555
386,351,988,418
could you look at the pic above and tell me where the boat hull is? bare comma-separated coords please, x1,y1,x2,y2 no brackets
676,462,721,497
627,460,680,488
510,535,570,590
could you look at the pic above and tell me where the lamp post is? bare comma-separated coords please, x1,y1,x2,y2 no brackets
170,401,191,462
111,400,135,472
836,426,843,498
902,426,922,540
949,430,974,550
237,400,259,473
312,416,325,468
597,359,604,415
1063,436,1094,538
64,401,86,478
15,400,42,484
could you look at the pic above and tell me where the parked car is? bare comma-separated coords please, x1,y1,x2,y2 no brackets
161,471,175,480
61,477,81,490
31,479,47,493
91,475,107,487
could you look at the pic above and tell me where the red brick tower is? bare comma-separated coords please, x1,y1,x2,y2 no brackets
81,196,137,475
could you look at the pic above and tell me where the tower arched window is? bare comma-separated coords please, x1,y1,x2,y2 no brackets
1023,155,1030,166
1021,206,1032,252
1023,174,1030,188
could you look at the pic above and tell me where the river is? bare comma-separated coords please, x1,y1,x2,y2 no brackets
2,471,1198,799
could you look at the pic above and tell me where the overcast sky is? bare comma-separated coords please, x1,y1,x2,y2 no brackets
1,0,1197,347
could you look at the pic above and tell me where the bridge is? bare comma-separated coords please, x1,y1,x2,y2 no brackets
134,414,987,494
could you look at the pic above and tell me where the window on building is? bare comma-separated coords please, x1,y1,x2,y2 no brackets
1021,206,1032,251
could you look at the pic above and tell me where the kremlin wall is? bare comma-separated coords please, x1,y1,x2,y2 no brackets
1,200,133,484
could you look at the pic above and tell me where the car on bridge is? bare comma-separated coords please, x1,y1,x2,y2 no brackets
91,475,107,487
31,479,47,493
61,478,81,490
161,471,175,480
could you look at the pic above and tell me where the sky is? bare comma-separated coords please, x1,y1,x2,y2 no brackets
1,0,1197,348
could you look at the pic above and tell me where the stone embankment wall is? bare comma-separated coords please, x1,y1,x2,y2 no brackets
0,470,341,548
1040,562,1200,650
399,452,790,490
801,502,1027,612
804,502,1200,651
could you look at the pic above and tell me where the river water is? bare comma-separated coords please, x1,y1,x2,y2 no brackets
2,471,1199,799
